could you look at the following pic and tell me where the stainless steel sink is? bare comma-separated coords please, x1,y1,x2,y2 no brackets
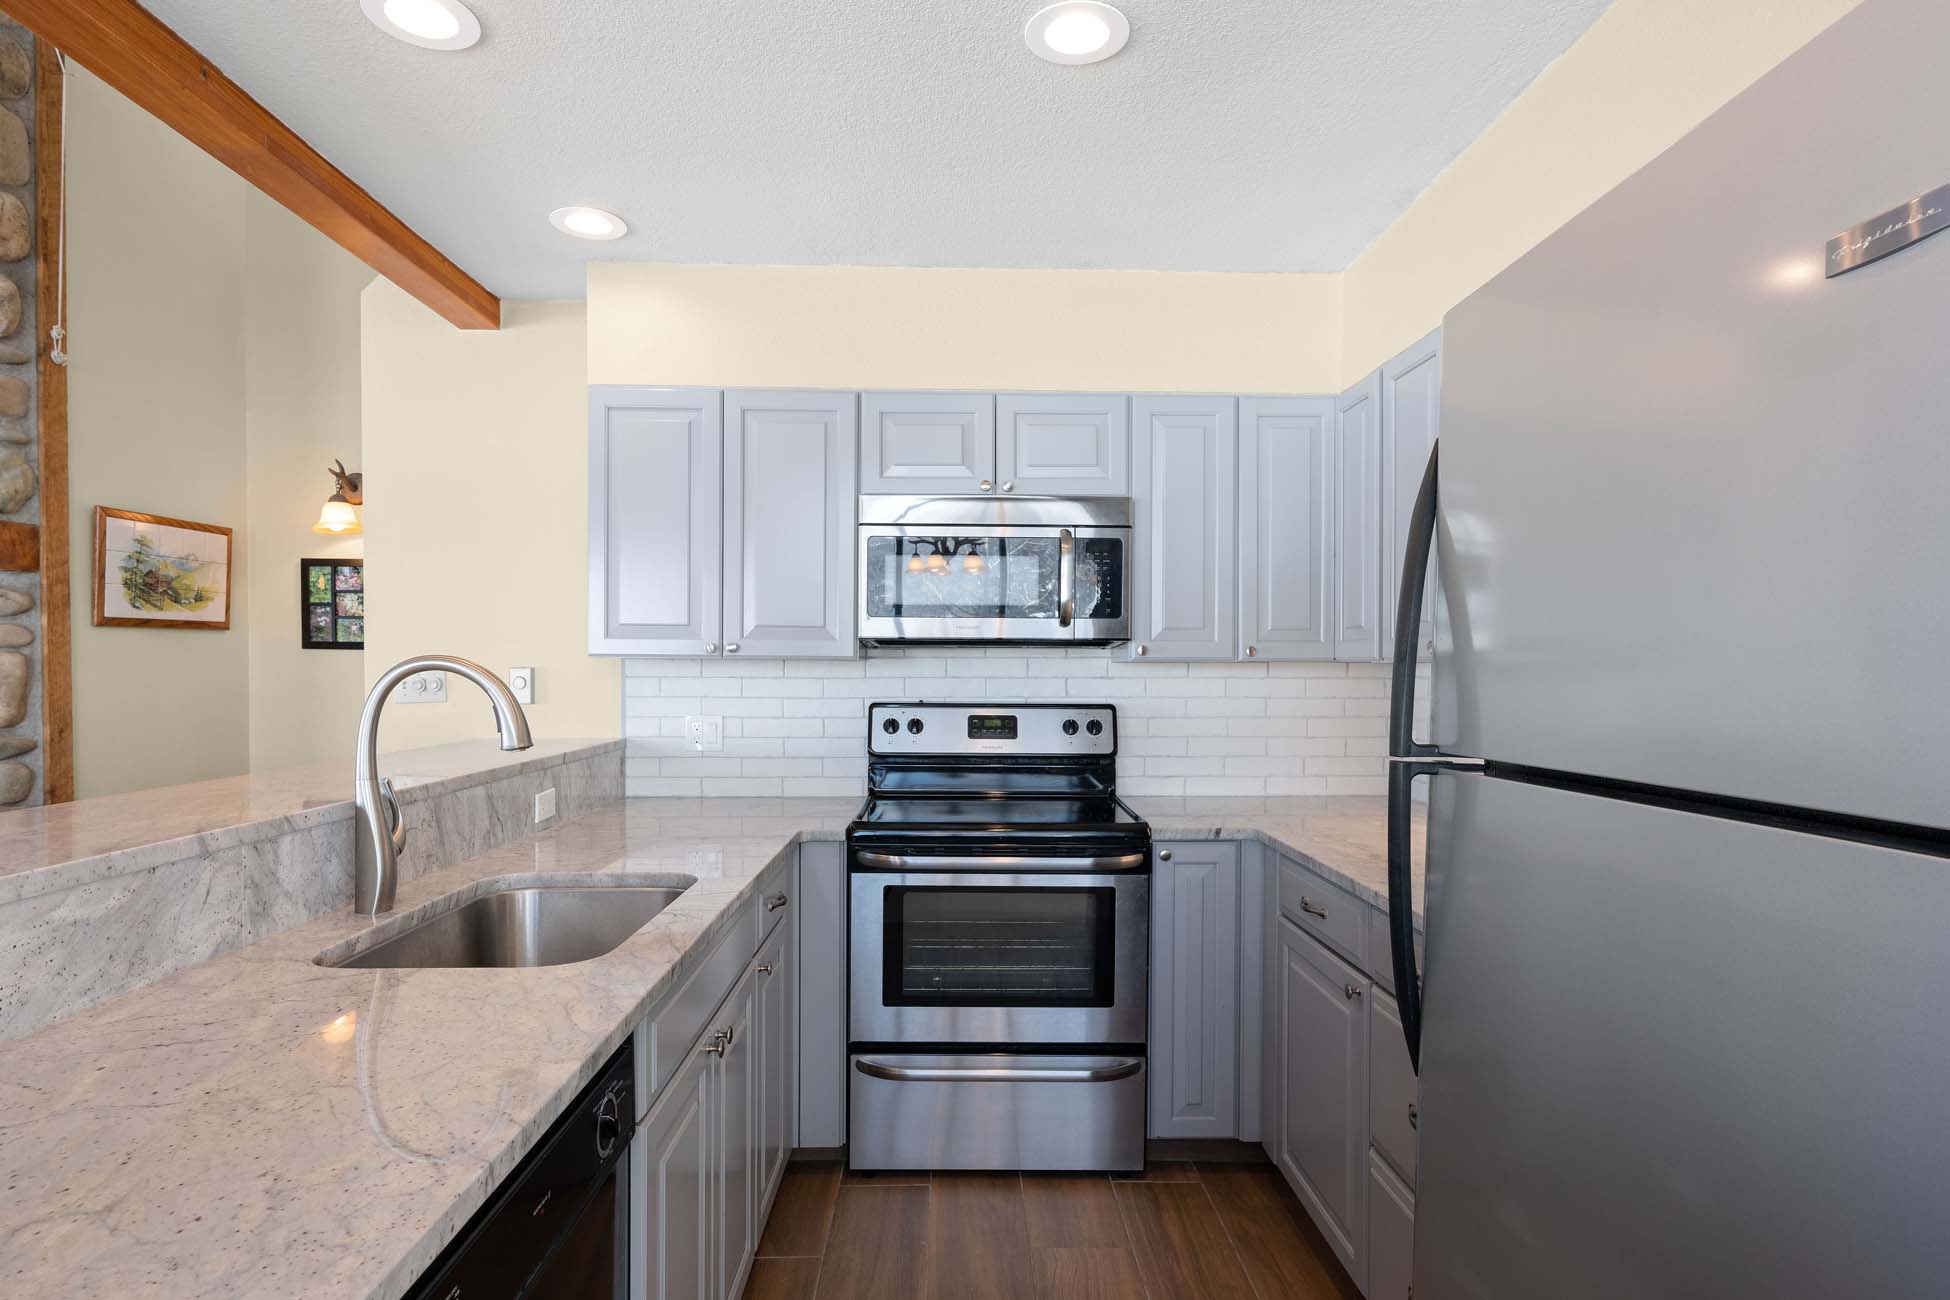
323,881,694,969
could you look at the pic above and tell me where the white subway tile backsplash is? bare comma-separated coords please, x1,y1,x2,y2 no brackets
619,649,1397,798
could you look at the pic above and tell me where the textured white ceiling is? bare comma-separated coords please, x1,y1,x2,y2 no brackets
136,0,1612,299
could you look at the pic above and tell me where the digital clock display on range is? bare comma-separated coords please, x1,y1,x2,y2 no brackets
967,714,1018,739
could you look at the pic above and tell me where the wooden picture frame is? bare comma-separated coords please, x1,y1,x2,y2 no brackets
91,506,233,630
300,557,364,649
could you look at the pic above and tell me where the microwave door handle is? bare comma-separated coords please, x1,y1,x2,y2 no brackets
1059,528,1075,627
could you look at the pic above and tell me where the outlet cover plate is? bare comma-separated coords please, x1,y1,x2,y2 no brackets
685,715,723,752
508,667,535,705
535,787,557,823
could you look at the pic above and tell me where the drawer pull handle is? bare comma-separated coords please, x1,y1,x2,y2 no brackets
766,893,789,911
1408,1103,1419,1131
1300,897,1328,919
1344,983,1363,1000
704,1029,730,1057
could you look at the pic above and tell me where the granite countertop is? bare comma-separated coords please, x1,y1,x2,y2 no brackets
0,792,1410,1300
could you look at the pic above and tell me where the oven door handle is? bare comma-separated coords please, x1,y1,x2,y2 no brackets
852,851,1148,872
853,1058,1144,1084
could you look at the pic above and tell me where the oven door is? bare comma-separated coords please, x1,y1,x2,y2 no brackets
857,525,1129,643
849,859,1149,1045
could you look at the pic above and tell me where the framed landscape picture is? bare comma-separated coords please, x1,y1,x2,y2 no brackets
93,507,233,630
302,558,364,649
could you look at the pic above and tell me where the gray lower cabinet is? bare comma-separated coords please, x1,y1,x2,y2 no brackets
1366,1151,1416,1300
859,392,995,494
995,393,1129,496
589,387,723,655
636,1034,714,1300
794,842,847,1148
1148,842,1240,1139
1276,914,1370,1289
715,966,759,1300
1239,397,1337,661
1368,988,1418,1186
754,917,794,1215
1334,374,1383,662
722,390,858,657
1379,329,1441,662
1129,396,1238,661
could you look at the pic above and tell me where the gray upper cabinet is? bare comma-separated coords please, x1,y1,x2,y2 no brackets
1380,329,1441,660
995,394,1129,496
859,392,995,495
1334,374,1383,662
1149,842,1240,1140
1239,397,1337,661
1276,915,1370,1288
589,387,722,655
1129,396,1238,661
723,391,859,658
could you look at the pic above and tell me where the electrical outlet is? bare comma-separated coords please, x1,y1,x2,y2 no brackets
508,667,535,705
398,671,447,703
686,845,722,872
685,715,723,752
534,787,557,823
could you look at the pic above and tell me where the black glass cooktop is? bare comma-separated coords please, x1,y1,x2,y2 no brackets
855,796,1143,829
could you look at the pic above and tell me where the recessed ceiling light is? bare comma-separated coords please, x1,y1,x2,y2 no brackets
1025,2,1130,66
360,0,481,51
549,206,629,241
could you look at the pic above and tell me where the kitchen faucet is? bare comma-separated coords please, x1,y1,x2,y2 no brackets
353,655,533,915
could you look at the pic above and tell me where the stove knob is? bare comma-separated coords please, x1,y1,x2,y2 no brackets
1085,719,1104,737
1062,719,1080,736
881,717,900,735
907,718,925,734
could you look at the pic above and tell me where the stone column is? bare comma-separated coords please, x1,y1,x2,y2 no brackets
0,13,39,805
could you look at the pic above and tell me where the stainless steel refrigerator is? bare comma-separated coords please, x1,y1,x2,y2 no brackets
1385,2,1950,1296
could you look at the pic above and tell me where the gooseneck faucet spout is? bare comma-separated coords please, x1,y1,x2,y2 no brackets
353,655,533,915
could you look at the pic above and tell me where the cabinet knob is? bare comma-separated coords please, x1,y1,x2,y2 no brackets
1001,481,1015,493
756,962,774,976
1343,983,1364,1000
704,1029,730,1057
766,892,789,911
1300,897,1328,919
1246,645,1258,657
979,479,993,492
1159,849,1173,862
1136,645,1148,657
1408,1103,1419,1131
726,643,740,654
704,643,718,654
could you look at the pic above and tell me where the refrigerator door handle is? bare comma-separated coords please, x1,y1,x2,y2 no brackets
1388,442,1446,1075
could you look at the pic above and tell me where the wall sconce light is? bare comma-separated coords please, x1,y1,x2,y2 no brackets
313,459,364,535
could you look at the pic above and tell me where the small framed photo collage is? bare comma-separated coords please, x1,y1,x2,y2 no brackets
301,558,364,649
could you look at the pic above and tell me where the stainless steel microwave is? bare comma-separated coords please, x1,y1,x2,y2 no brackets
857,496,1132,645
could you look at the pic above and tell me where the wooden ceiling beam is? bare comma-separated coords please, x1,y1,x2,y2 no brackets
6,0,501,330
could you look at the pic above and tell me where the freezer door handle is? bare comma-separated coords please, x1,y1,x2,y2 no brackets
1388,443,1444,1074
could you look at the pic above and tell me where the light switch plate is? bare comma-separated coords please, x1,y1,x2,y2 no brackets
685,715,723,752
399,671,446,703
534,787,557,823
508,667,535,705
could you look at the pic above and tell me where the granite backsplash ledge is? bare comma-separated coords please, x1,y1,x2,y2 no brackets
0,739,622,1041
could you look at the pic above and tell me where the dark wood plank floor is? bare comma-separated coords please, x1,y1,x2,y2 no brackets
744,1152,1361,1300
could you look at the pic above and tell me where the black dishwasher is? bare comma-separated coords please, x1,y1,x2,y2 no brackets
407,1040,635,1300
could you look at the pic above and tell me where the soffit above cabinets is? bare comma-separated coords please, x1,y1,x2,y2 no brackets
135,0,1612,298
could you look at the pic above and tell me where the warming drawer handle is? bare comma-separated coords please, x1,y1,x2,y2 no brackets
853,851,1147,872
853,1058,1144,1084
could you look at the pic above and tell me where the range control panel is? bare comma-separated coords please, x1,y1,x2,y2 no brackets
867,703,1116,757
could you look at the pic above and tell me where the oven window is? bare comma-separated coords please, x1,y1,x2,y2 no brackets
864,535,1061,621
883,886,1115,1007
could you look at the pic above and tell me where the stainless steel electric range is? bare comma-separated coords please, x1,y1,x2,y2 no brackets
846,702,1151,1172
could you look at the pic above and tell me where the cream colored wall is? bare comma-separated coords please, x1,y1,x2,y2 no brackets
588,263,1342,393
359,281,618,750
1339,0,1864,382
67,69,250,798
243,190,373,772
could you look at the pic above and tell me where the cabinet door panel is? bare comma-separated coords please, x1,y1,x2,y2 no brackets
1239,397,1336,661
1129,397,1238,661
1276,917,1369,1288
795,842,848,1148
716,972,759,1300
635,1043,713,1300
1367,1150,1415,1300
860,392,994,494
723,391,858,657
1381,330,1441,660
1369,987,1419,1186
996,393,1129,495
1334,375,1382,661
755,922,794,1218
589,387,721,655
1149,843,1240,1138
